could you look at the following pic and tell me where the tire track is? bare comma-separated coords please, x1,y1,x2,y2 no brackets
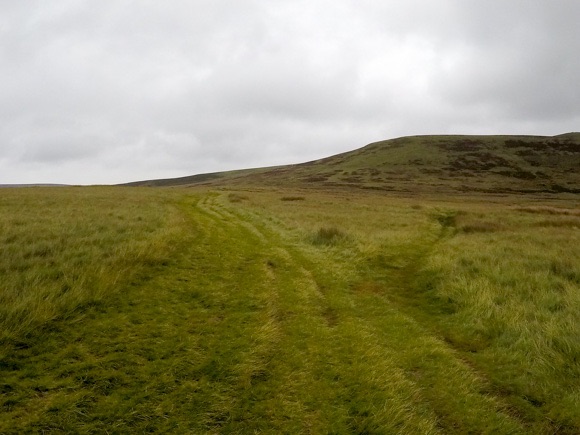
198,194,447,432
206,193,529,433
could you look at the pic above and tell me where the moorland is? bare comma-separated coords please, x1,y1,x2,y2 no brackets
1,134,579,433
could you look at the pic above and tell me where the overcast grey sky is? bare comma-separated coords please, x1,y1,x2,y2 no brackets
1,1,579,184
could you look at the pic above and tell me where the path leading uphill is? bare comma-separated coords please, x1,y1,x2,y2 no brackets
1,192,527,433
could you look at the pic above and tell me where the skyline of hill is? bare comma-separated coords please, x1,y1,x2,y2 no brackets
125,132,580,194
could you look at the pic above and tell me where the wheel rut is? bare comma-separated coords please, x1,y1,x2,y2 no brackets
193,193,528,433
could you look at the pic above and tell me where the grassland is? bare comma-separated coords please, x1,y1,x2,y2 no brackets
128,133,580,195
1,185,578,433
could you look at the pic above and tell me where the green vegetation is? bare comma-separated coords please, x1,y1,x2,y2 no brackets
1,185,578,433
0,187,184,344
126,133,580,195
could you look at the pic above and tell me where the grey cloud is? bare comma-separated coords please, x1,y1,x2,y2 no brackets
1,1,579,184
426,2,580,122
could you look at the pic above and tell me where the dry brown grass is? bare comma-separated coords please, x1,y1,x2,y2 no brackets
228,193,249,203
514,205,580,216
280,196,306,201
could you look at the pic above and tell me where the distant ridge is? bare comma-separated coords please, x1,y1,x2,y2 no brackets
0,184,69,188
125,133,580,194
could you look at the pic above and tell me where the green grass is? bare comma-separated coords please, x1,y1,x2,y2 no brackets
420,207,580,429
311,226,348,246
0,187,184,344
127,133,580,196
1,186,579,433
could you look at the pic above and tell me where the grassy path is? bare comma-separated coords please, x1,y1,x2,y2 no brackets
2,192,269,432
0,191,537,433
191,194,527,433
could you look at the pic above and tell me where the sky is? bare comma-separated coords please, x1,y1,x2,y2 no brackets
1,1,579,185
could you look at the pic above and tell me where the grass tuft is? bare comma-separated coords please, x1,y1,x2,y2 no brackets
228,193,249,203
534,218,580,228
431,209,458,228
515,206,580,216
280,196,305,201
460,221,503,233
311,226,348,246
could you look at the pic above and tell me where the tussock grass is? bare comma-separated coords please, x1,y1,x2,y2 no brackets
455,213,504,233
534,218,580,228
280,195,305,201
227,192,249,202
0,187,183,343
311,226,348,246
1,187,578,433
418,209,580,431
430,209,459,229
231,189,579,432
459,221,503,233
515,205,580,216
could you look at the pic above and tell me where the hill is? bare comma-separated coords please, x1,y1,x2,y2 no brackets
126,133,580,194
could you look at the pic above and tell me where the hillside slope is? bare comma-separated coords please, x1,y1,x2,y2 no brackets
128,133,580,194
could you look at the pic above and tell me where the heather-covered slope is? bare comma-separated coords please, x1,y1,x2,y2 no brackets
128,133,580,194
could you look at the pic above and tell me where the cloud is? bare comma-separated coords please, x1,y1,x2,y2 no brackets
429,2,580,122
1,1,579,184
